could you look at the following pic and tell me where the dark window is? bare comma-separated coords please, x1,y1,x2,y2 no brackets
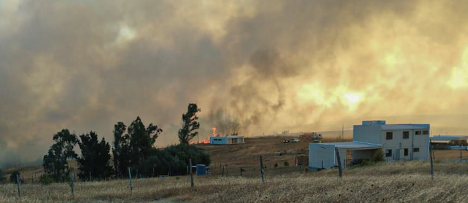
423,130,429,135
415,131,421,135
385,149,393,157
404,148,409,156
413,148,420,152
403,131,409,139
386,132,393,140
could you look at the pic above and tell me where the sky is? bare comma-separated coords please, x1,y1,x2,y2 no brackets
1,0,468,167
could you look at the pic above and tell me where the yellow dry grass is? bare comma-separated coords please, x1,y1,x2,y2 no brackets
1,161,468,203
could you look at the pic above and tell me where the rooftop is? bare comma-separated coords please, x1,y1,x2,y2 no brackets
381,124,429,131
317,141,381,150
430,135,468,141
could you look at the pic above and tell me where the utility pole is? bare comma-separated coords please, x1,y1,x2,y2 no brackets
341,124,344,140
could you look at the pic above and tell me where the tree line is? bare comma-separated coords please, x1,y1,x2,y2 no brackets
41,103,209,182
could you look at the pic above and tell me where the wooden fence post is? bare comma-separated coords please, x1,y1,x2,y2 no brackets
190,159,194,187
71,173,75,197
260,156,265,184
430,145,434,181
240,167,243,176
335,148,342,178
460,144,463,162
16,174,21,197
222,166,225,177
128,168,133,195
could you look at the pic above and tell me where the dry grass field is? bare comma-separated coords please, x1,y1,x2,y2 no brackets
3,136,468,202
2,161,468,202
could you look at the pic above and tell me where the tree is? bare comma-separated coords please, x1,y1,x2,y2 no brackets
178,103,201,144
112,117,162,176
138,144,211,177
43,129,78,182
77,131,112,181
112,122,130,177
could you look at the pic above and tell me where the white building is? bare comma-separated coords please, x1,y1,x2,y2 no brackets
309,120,430,170
210,135,244,145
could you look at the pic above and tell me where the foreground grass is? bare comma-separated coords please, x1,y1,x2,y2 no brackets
1,161,468,203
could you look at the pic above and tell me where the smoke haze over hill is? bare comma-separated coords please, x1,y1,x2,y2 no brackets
1,0,468,167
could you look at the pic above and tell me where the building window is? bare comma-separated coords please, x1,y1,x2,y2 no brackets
415,131,421,135
404,148,409,156
413,148,420,152
403,131,409,139
423,130,429,135
386,132,393,140
385,149,392,157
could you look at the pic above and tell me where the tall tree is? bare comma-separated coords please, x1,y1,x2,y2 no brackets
178,103,201,144
77,132,112,181
42,129,78,182
112,117,162,176
112,122,129,177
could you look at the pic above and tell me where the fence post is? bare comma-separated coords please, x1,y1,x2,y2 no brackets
335,148,342,178
460,144,463,162
128,168,133,195
222,166,225,177
71,173,75,197
260,155,265,184
16,174,21,197
190,159,194,187
240,167,243,176
430,145,434,181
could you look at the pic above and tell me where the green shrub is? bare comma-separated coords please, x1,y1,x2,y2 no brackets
39,174,53,185
284,161,289,167
10,171,20,183
0,169,4,184
137,144,211,177
371,149,385,163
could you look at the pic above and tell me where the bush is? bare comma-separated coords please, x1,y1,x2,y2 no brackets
39,174,53,185
10,171,20,183
284,161,289,167
137,144,211,177
274,163,278,168
371,149,385,163
0,169,4,184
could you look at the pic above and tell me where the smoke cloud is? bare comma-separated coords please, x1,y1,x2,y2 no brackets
1,0,468,167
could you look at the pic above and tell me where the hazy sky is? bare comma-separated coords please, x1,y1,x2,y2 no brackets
1,0,468,166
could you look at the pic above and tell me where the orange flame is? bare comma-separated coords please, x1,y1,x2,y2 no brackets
202,137,210,144
212,127,217,137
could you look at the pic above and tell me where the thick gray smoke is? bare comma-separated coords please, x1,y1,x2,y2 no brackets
1,0,468,168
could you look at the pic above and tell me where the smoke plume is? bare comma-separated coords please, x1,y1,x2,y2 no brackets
1,0,468,167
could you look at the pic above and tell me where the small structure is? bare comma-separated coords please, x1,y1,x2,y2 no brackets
192,164,212,176
430,135,468,149
210,135,244,145
309,120,430,170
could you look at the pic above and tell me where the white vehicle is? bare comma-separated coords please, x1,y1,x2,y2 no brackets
290,138,300,143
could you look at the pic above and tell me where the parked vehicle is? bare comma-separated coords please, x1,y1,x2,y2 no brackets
290,138,300,143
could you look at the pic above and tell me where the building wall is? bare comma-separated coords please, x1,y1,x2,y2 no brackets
210,137,227,144
309,144,336,169
380,129,429,161
353,125,382,144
